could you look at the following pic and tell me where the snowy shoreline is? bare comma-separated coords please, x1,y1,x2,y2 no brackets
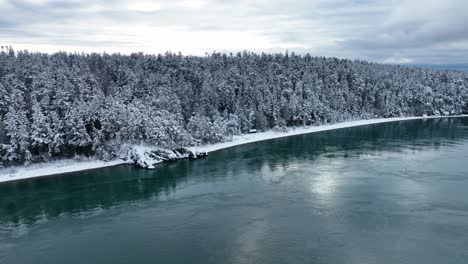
1,115,467,184
0,159,128,184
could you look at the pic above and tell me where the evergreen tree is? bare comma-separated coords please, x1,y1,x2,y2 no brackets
0,48,466,166
3,90,31,163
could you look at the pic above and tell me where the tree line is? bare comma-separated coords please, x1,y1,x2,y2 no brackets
1,46,467,166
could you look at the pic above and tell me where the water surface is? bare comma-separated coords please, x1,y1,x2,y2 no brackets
1,118,468,264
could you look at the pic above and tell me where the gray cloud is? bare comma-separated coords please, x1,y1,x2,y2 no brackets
0,0,467,64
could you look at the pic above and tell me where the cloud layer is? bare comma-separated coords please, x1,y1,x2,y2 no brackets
1,0,467,64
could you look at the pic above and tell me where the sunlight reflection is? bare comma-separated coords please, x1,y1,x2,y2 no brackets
312,173,338,196
308,158,346,207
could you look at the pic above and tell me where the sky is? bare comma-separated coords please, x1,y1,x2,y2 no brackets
0,0,467,64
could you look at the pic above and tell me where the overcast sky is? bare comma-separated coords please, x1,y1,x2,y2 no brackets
1,0,467,64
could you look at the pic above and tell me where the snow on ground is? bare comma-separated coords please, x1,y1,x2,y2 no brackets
190,115,467,153
127,144,166,169
0,159,127,183
1,115,467,183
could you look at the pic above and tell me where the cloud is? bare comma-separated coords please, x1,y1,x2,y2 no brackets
0,0,467,64
126,2,162,12
336,0,468,63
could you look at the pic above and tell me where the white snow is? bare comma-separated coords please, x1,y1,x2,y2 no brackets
1,115,467,183
0,159,126,183
128,144,164,169
189,115,468,153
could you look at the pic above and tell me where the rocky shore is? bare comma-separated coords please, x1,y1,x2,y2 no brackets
127,147,208,169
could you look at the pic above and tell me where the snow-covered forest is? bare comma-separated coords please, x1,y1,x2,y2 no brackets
0,46,467,166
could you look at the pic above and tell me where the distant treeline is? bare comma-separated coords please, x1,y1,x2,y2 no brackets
0,46,467,165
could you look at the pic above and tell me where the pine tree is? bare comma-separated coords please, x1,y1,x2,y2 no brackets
3,90,31,163
0,49,467,165
31,101,52,160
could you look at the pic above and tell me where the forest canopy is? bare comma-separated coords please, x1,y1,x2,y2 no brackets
1,46,467,166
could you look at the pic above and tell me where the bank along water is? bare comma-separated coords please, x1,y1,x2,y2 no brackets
1,117,468,264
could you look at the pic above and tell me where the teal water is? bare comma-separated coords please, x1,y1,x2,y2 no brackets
1,118,468,264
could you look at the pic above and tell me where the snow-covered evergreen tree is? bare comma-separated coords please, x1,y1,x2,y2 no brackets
3,90,31,163
30,100,53,160
0,49,467,165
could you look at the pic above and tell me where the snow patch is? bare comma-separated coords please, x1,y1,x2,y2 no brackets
123,145,205,169
0,159,126,183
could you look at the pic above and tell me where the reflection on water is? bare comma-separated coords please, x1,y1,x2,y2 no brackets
1,117,468,264
311,160,341,197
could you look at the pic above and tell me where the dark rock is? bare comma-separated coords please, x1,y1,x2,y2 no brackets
131,147,206,169
196,151,208,158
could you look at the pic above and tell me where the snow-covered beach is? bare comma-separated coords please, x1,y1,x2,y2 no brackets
189,115,468,153
0,159,127,183
1,115,467,183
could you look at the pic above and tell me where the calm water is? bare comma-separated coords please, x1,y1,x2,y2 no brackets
1,118,468,264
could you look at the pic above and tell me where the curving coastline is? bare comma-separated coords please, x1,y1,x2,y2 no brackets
1,115,467,184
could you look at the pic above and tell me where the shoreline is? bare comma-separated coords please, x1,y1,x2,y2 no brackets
0,160,128,184
1,115,467,184
190,115,468,153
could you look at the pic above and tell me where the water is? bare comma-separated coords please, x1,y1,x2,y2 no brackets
1,118,468,264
